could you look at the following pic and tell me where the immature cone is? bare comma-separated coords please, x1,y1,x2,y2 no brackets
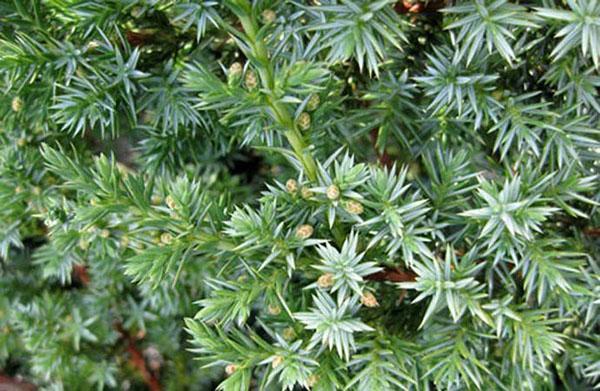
262,9,277,24
301,186,313,199
267,304,281,315
160,232,173,245
229,62,243,77
86,40,101,51
151,195,162,205
79,237,90,251
326,184,340,200
361,292,379,307
282,327,296,340
345,200,364,215
492,89,504,101
245,70,258,89
11,97,23,112
307,94,320,111
165,195,177,209
297,112,311,131
271,355,284,369
225,364,238,376
100,229,110,239
317,273,334,288
16,138,27,147
407,162,421,180
285,179,298,193
295,224,314,239
136,329,146,340
120,235,130,248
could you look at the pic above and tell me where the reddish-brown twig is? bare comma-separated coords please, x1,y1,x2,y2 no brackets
366,267,417,283
72,264,90,286
395,0,447,14
114,323,161,391
583,227,600,237
69,266,161,391
0,374,37,391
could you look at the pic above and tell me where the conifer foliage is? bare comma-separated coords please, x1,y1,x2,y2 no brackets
1,0,599,390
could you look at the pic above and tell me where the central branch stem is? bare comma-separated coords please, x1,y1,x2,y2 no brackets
234,5,318,182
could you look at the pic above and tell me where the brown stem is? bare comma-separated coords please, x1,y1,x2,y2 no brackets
366,266,417,283
395,0,448,14
126,30,158,47
0,375,37,391
70,266,161,390
583,227,600,237
115,323,161,391
72,264,90,287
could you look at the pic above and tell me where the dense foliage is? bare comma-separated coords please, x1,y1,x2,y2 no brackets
1,0,599,390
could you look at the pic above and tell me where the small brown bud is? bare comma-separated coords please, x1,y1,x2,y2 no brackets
301,186,313,199
262,9,277,24
407,162,421,180
160,232,173,245
120,236,130,247
271,355,284,368
317,273,334,288
245,70,258,89
307,94,320,111
11,97,23,112
79,238,90,250
492,89,504,101
285,179,298,193
87,40,101,51
295,224,314,239
151,195,162,205
165,195,177,209
131,6,144,18
307,374,319,387
229,62,243,76
326,184,340,200
282,327,296,340
345,200,364,215
16,138,27,147
267,304,281,315
361,292,379,307
32,186,41,196
297,112,311,131
100,229,110,239
225,364,238,376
